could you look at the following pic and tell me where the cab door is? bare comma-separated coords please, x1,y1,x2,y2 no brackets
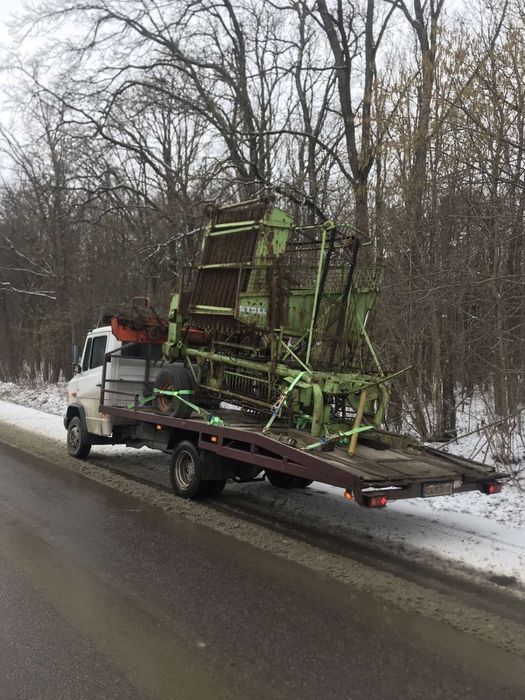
76,330,110,435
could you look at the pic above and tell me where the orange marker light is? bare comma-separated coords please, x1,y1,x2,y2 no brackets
343,490,353,500
210,435,218,444
156,424,162,431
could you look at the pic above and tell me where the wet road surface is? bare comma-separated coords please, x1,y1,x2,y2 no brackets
0,440,524,699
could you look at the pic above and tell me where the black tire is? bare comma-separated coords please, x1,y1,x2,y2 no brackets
67,416,92,459
265,469,312,489
204,479,227,498
154,365,195,418
235,464,263,482
170,440,210,499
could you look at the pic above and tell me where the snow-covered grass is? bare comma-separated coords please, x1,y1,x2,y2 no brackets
0,380,68,416
0,386,524,590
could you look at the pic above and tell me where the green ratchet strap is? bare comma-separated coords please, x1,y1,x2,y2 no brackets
126,389,194,410
126,393,158,409
263,371,306,434
154,388,225,426
302,424,373,451
127,389,224,427
154,388,196,406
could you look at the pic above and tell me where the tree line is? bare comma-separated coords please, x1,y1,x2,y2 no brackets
0,0,523,456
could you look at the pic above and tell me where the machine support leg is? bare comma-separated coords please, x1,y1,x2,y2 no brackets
311,383,324,437
348,389,368,455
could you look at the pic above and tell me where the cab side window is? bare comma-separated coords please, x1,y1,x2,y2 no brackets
82,338,92,372
90,335,107,369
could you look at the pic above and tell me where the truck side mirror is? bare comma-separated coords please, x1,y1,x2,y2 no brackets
73,363,82,375
71,343,80,365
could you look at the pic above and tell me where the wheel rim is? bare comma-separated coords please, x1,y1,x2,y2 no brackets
157,380,174,414
69,423,80,452
175,450,195,489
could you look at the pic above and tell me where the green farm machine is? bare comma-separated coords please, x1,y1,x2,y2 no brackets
92,194,505,501
150,196,393,448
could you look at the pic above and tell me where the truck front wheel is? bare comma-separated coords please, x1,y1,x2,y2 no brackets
170,440,226,499
67,416,92,459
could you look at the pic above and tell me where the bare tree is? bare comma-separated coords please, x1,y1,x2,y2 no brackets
312,0,395,236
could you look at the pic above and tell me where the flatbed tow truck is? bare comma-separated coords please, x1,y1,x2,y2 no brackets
65,197,507,506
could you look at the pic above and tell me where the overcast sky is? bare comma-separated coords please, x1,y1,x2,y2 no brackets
0,0,25,45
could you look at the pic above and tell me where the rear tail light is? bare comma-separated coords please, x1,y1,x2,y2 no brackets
364,494,388,508
481,482,502,495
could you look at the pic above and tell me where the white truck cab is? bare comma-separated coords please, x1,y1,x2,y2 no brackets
65,326,162,449
68,326,116,436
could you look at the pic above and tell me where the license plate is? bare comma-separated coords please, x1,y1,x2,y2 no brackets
422,481,454,498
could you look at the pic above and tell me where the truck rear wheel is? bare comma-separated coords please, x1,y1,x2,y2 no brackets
170,441,226,499
67,416,92,459
154,365,195,419
265,469,312,489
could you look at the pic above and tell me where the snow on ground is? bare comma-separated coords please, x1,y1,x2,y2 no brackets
233,479,525,586
0,393,524,589
0,380,68,416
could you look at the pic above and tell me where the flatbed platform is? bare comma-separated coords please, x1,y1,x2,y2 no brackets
100,403,507,505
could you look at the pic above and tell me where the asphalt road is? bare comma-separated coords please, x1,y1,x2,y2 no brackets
0,440,524,700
